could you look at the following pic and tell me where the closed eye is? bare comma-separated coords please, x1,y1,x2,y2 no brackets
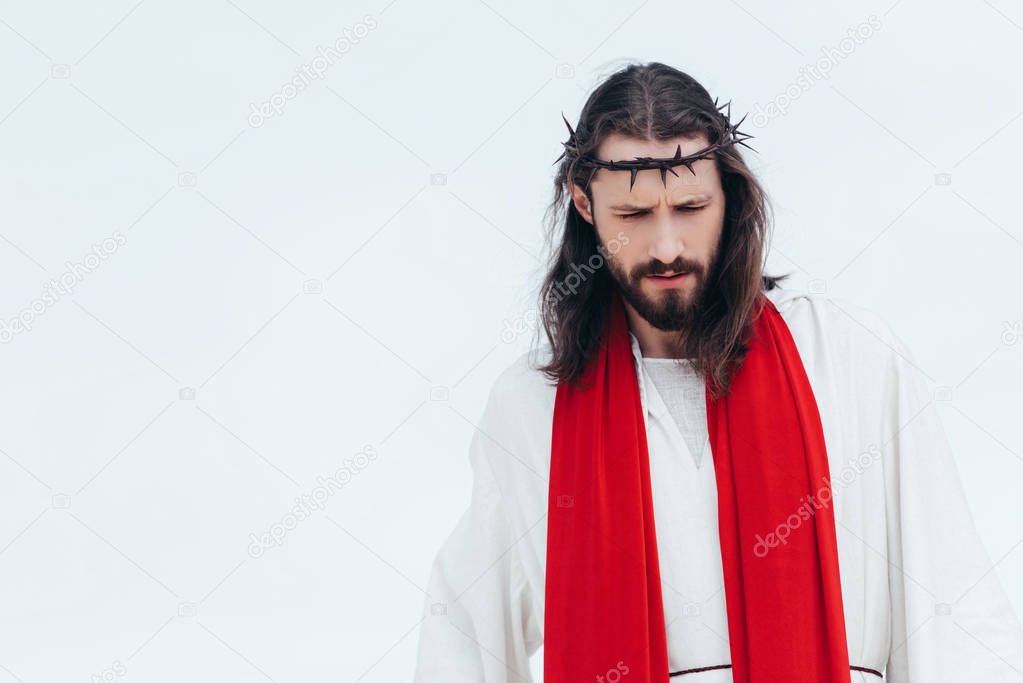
619,206,706,220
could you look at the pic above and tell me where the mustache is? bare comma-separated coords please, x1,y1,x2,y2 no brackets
631,256,704,279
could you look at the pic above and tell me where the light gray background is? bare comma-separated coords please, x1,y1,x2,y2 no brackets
1,0,1021,681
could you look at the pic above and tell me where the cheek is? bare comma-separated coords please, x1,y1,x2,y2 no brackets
603,239,641,275
694,206,726,246
593,211,633,253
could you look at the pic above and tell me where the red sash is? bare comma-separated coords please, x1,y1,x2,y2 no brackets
544,290,851,682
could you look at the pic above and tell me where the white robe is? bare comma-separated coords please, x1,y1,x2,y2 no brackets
412,286,1023,682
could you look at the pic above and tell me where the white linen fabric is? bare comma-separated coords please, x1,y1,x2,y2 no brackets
412,286,1023,682
640,357,709,469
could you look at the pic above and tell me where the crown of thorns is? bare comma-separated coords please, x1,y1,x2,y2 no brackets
554,98,757,191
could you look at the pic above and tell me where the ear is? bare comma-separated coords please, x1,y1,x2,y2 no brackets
569,182,594,225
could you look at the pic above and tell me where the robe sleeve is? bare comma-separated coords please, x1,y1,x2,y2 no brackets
881,331,1023,681
412,379,541,682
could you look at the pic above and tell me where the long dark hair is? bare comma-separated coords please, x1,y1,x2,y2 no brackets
535,62,788,398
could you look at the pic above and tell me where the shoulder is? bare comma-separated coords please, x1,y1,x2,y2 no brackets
470,346,558,496
489,345,558,405
765,285,905,372
764,287,928,454
476,344,559,450
486,287,912,403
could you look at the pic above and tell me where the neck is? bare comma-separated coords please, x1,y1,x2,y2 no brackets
621,299,689,359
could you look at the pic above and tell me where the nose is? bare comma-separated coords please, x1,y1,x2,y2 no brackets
647,212,684,265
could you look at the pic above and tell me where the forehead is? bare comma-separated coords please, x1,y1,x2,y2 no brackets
591,132,721,202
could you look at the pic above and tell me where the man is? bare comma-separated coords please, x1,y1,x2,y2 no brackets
413,62,1023,682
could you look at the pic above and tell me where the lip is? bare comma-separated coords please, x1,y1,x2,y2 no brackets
645,272,691,289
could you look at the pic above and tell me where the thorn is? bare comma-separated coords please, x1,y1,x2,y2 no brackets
561,111,575,139
629,167,638,190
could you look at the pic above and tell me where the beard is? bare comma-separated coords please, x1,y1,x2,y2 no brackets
603,238,719,335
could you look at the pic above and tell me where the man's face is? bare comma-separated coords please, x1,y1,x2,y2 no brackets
570,132,726,331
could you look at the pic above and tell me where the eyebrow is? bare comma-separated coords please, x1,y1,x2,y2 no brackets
610,194,712,211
